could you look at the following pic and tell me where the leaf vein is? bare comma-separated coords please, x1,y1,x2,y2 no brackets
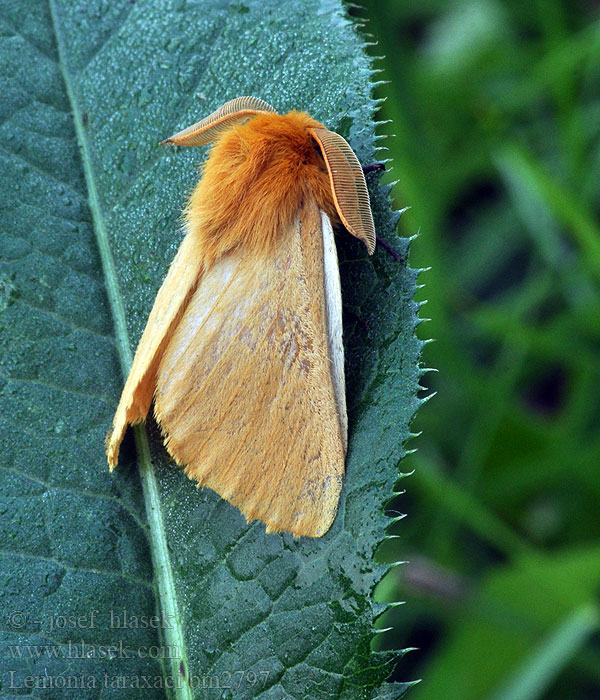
12,298,114,343
1,374,112,406
0,16,57,64
0,464,148,532
0,144,86,201
0,549,154,588
73,3,138,78
48,2,194,695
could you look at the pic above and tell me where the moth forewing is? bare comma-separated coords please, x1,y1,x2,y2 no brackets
106,231,204,468
152,199,345,537
320,211,347,452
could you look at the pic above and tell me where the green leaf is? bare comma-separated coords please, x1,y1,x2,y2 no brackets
408,546,600,700
0,1,421,698
486,603,600,700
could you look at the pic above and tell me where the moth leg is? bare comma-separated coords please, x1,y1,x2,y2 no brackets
361,161,386,175
376,235,404,263
360,161,404,261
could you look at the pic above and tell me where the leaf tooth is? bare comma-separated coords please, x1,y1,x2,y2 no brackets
372,601,389,618
420,391,437,405
388,513,408,524
386,600,407,609
382,534,401,542
370,55,387,66
389,560,409,569
374,146,391,158
398,647,420,659
418,366,438,376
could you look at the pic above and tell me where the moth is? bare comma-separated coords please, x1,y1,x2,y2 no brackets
106,96,377,537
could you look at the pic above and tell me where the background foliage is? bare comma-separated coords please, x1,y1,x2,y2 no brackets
358,1,600,699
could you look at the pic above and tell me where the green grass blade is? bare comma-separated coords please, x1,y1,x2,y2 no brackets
486,603,600,700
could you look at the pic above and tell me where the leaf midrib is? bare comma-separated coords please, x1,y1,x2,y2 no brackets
48,2,192,698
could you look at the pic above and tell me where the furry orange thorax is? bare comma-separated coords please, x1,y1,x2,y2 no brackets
185,111,338,266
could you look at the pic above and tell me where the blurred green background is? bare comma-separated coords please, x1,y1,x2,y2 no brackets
356,1,600,699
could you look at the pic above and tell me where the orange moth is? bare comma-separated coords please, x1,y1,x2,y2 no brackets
106,96,377,537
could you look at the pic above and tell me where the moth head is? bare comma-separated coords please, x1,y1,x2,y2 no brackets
161,97,376,255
